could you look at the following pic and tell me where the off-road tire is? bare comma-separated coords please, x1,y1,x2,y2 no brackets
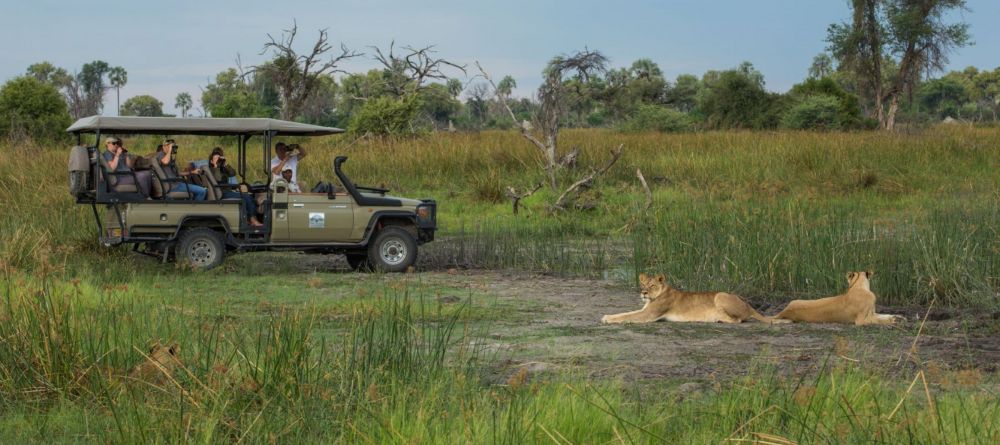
367,227,417,272
177,228,226,270
345,253,372,272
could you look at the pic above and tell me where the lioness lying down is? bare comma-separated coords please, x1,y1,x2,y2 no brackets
774,271,904,325
601,273,785,324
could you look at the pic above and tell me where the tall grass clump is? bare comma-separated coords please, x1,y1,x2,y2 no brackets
630,199,1000,307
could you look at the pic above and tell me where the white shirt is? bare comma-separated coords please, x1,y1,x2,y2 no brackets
270,155,299,183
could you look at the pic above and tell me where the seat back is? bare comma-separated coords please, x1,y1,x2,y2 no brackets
96,153,139,193
147,156,190,199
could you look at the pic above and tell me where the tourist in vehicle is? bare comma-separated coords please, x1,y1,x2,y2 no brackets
102,137,152,197
281,168,301,193
270,142,306,183
155,139,207,200
208,147,262,226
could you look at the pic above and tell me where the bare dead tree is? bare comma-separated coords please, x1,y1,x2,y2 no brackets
477,49,607,191
552,144,624,211
506,183,543,215
256,21,361,120
371,42,467,97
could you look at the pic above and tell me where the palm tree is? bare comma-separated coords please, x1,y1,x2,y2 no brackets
107,67,127,116
175,92,193,118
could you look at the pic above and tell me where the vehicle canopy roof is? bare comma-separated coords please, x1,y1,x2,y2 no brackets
66,116,344,136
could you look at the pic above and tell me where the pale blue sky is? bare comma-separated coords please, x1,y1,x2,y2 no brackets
1,0,996,115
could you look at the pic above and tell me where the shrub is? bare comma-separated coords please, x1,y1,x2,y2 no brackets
348,96,422,136
0,76,71,141
619,105,692,132
781,95,842,130
787,77,864,129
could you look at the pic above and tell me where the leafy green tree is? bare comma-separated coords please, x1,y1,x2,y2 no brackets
619,104,691,132
26,62,71,87
696,63,780,129
201,68,277,118
0,76,72,141
666,74,700,113
120,95,164,117
416,83,460,128
918,77,969,119
828,0,971,129
175,92,193,118
781,95,843,129
108,66,127,116
787,77,864,129
809,53,834,79
348,96,421,136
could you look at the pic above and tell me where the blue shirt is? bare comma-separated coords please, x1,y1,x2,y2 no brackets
102,150,131,172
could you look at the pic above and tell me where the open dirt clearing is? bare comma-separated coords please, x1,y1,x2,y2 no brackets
417,271,1000,383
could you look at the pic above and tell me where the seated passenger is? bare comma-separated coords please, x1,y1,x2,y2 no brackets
208,147,262,226
155,139,207,200
281,168,301,193
102,137,152,197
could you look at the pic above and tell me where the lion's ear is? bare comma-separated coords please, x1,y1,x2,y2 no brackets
168,343,179,356
656,274,665,284
866,270,875,278
638,273,648,282
148,343,161,355
847,272,856,281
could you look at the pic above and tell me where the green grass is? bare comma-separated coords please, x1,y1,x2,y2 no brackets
1,276,997,444
1,128,999,441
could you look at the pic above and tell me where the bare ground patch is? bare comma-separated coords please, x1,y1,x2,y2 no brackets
425,271,1000,383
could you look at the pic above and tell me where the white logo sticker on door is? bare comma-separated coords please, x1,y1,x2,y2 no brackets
308,212,325,228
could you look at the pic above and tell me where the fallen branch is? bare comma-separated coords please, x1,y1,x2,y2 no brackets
506,183,542,215
552,144,624,210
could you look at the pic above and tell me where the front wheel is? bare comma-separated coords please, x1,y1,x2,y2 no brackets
177,228,226,270
367,227,417,272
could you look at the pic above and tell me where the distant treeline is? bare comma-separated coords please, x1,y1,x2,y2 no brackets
1,0,993,140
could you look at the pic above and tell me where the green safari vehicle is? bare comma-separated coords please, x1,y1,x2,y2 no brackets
66,116,437,271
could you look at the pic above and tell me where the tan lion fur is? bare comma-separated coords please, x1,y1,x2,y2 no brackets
129,342,183,386
773,271,904,325
601,273,786,324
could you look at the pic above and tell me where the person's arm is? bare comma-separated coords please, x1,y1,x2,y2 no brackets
158,152,171,166
271,158,287,176
124,153,136,169
222,164,237,178
107,152,122,171
296,146,307,160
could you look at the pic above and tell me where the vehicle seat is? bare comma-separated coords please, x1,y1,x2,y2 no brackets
148,158,194,199
97,154,139,193
200,170,241,202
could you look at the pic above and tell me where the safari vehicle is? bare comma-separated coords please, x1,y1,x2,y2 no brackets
66,116,436,271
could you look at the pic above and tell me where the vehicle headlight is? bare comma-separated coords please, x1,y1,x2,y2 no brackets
417,206,431,219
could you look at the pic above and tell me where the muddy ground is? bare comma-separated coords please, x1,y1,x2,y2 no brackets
413,271,1000,383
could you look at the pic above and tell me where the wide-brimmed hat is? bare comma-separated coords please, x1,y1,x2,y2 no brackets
105,137,121,144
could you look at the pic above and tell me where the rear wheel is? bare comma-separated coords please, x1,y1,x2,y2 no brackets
177,228,226,270
367,227,417,272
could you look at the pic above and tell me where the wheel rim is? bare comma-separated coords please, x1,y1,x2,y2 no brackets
188,239,217,267
379,238,407,266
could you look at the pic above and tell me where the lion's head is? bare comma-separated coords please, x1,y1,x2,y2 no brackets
638,273,671,303
130,341,182,383
846,270,874,289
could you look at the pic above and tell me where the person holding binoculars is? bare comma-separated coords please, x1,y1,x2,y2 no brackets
209,147,262,226
155,139,207,200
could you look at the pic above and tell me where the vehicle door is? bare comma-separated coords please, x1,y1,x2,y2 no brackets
288,191,354,242
269,184,290,241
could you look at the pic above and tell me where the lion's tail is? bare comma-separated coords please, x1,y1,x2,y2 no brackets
750,311,792,325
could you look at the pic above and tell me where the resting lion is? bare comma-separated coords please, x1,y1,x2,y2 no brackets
601,273,784,324
773,271,904,325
